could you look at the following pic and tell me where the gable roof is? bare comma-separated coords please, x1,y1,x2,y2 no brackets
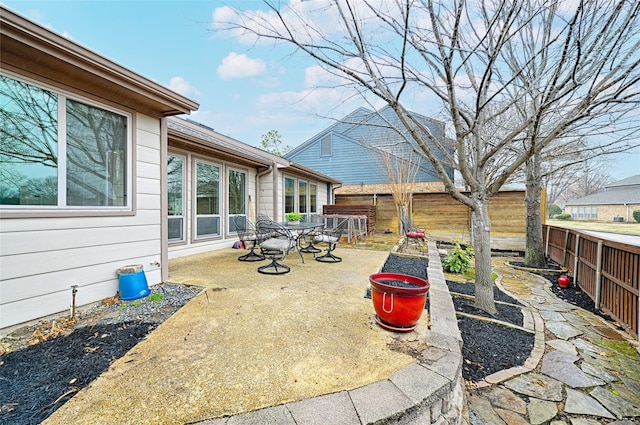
286,106,445,157
565,175,640,206
606,174,640,188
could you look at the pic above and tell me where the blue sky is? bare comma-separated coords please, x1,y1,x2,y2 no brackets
3,0,638,181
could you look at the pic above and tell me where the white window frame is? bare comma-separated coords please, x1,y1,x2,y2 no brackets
320,134,332,157
0,71,132,212
227,167,247,234
167,153,186,243
309,183,318,214
193,159,222,240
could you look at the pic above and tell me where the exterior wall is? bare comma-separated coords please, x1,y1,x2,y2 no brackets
167,148,260,259
565,204,640,222
286,107,451,186
1,113,164,330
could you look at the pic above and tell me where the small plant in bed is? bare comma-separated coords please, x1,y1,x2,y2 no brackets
442,240,474,274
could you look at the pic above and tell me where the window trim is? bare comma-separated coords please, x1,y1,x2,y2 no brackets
193,158,222,241
0,71,135,217
227,166,248,236
320,134,332,157
167,153,186,243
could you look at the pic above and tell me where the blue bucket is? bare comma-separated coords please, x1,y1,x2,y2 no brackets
119,270,150,300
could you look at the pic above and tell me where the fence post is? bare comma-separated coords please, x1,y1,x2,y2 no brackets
563,229,570,266
573,234,580,282
594,240,603,310
545,225,551,257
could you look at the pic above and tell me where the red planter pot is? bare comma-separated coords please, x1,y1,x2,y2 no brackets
370,272,430,332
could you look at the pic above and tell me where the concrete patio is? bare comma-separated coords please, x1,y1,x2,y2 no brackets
43,245,461,424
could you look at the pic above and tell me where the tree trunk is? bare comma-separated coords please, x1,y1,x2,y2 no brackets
524,154,546,267
471,195,497,315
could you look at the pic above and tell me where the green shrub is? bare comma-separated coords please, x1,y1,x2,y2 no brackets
556,213,571,220
547,204,562,218
443,241,473,274
633,210,640,223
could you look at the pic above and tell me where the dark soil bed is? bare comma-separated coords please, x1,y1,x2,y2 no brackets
379,253,534,382
0,283,201,425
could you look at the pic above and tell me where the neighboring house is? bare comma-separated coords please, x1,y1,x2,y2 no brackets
0,7,340,330
285,106,453,190
563,175,640,222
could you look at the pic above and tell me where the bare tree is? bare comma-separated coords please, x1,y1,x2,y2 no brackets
215,0,640,314
372,139,420,234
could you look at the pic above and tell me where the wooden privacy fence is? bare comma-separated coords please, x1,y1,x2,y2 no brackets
335,191,526,236
543,225,639,339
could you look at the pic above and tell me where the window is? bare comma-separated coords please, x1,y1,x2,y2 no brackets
284,177,295,214
299,180,307,215
195,160,220,239
167,154,185,242
0,74,130,208
591,207,597,219
578,207,584,218
571,207,577,218
320,134,332,156
310,183,317,214
228,169,246,233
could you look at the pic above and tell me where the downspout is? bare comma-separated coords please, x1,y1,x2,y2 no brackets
255,164,273,221
272,163,279,220
160,117,169,283
329,183,342,205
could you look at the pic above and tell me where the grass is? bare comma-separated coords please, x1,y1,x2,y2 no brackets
547,218,640,236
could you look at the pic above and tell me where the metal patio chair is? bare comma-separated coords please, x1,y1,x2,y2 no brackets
255,217,297,274
234,216,266,262
313,217,350,263
401,217,426,251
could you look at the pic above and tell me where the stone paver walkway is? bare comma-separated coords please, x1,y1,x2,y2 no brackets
467,260,640,424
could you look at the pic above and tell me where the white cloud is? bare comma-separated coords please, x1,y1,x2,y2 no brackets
217,52,266,80
167,76,200,97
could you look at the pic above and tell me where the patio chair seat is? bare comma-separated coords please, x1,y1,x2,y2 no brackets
256,217,298,275
313,234,340,244
261,238,296,253
314,218,349,263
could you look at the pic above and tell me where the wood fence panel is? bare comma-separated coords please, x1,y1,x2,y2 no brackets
336,190,526,237
543,225,639,338
375,195,398,233
487,192,526,235
600,242,640,338
412,193,470,236
576,236,598,300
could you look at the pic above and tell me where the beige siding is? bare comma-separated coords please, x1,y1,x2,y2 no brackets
0,113,163,330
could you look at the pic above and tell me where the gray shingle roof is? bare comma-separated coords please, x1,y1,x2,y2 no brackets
565,176,640,206
606,174,640,188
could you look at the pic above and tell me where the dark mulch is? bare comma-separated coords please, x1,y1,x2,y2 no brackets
380,254,428,280
508,258,607,318
446,280,522,305
0,322,158,424
0,283,200,425
379,253,534,382
458,315,534,382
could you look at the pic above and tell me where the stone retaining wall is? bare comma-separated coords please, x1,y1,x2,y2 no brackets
372,240,468,424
